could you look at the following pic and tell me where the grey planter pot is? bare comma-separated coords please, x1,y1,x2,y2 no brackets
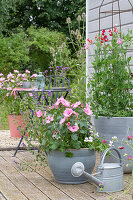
47,149,96,184
94,116,133,173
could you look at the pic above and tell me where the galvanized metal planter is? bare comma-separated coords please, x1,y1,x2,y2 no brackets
94,116,133,173
47,149,96,184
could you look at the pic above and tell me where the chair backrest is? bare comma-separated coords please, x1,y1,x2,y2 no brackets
42,75,70,106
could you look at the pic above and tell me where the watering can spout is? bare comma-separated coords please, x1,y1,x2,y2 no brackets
71,162,104,187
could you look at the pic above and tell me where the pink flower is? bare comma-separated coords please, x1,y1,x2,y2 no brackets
7,87,12,91
85,43,89,50
127,156,133,160
0,73,3,76
25,70,30,73
73,111,79,116
102,140,107,143
17,74,22,77
68,125,79,132
44,111,46,116
28,93,33,97
54,96,70,107
127,136,133,140
63,108,73,118
81,104,83,107
67,122,70,126
59,117,66,124
35,110,43,117
0,77,5,82
14,70,19,73
46,115,54,123
118,146,124,149
117,38,123,44
71,101,81,108
30,74,37,78
83,104,93,115
6,92,9,97
7,73,14,79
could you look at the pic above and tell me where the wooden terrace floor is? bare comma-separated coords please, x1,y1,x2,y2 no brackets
0,150,132,200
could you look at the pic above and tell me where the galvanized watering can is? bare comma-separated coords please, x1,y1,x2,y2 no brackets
71,147,123,192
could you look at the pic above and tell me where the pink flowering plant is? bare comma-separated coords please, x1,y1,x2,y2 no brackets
23,97,109,157
88,27,133,117
0,70,37,114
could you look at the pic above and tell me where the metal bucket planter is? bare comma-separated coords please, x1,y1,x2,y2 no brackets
47,149,96,184
94,116,133,173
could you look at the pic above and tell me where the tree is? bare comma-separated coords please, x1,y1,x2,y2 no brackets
0,0,85,36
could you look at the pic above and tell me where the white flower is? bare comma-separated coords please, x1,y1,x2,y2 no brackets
84,137,89,142
94,132,99,138
124,153,128,157
112,136,117,142
88,136,93,142
109,140,114,147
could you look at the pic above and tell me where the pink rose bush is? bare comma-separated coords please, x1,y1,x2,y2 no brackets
23,96,109,154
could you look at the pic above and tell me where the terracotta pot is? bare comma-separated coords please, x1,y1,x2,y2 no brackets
8,114,26,138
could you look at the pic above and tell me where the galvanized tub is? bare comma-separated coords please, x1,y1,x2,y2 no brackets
94,116,133,173
47,149,96,184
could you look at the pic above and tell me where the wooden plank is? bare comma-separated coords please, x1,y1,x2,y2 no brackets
0,155,28,200
7,151,97,200
0,153,50,200
0,192,6,200
0,151,73,200
11,151,103,200
12,150,133,200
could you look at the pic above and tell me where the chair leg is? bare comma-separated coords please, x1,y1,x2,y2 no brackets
13,133,25,157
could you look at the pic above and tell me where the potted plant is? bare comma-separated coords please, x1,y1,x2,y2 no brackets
0,70,37,137
21,96,110,184
88,27,133,172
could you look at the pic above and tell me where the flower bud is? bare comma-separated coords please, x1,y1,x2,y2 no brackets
82,12,86,20
66,17,71,24
77,15,81,21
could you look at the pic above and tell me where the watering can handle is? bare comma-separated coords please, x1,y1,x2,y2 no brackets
100,147,122,166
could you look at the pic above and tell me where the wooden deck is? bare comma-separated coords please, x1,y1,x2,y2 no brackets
0,150,132,200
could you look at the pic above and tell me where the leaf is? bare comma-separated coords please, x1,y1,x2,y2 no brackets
71,134,78,140
80,120,86,127
65,152,73,157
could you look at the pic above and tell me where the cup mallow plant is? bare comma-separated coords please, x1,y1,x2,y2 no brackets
21,96,111,157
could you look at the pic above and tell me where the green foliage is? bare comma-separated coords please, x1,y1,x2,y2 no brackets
0,30,29,74
88,28,133,117
0,27,70,74
27,26,70,72
65,14,86,104
0,0,85,36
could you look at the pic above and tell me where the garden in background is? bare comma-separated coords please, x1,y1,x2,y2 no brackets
0,0,86,130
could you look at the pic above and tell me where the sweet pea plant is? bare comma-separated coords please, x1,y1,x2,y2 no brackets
0,69,37,114
88,27,133,117
22,96,109,158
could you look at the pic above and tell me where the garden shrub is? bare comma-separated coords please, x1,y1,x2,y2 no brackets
0,30,29,74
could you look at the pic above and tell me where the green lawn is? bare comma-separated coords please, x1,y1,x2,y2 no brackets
0,104,9,130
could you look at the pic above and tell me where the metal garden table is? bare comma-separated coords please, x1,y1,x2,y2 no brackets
13,81,70,156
